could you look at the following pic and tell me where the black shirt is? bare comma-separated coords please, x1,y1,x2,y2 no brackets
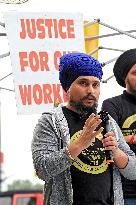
62,106,113,205
102,90,136,198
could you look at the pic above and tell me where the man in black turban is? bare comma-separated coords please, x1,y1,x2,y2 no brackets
102,48,136,205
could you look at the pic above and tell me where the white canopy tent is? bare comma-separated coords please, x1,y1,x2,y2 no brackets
0,9,136,190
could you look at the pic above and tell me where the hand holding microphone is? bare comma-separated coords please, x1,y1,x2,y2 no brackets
99,111,118,164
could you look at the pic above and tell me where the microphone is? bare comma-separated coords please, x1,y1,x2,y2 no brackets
98,110,114,164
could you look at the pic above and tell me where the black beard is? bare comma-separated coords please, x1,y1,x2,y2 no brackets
126,79,136,96
69,99,97,119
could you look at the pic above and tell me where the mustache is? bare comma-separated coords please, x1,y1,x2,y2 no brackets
82,94,97,101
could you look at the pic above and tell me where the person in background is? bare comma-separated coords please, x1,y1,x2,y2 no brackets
102,48,136,205
32,52,136,205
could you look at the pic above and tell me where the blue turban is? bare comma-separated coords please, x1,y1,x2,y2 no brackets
59,52,103,92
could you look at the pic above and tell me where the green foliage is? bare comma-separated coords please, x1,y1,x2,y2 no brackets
7,179,43,190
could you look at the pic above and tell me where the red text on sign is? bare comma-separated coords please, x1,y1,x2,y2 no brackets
19,51,50,72
20,18,75,39
19,83,68,105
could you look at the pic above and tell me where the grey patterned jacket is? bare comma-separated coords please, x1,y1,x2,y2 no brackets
31,105,136,205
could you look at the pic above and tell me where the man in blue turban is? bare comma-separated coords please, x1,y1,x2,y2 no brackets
32,52,136,205
59,52,103,116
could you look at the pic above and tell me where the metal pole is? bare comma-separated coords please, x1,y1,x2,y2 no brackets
0,73,12,82
84,29,136,40
0,52,10,59
101,57,118,67
0,33,6,36
102,75,114,83
0,21,5,27
99,46,125,52
0,87,14,92
84,19,98,27
88,48,99,55
96,19,136,40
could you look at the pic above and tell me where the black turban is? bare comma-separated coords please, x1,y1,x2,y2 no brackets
113,48,136,87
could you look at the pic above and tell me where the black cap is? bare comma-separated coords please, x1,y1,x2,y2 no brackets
113,49,136,87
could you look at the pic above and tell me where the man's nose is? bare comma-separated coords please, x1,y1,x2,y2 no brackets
87,85,94,93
